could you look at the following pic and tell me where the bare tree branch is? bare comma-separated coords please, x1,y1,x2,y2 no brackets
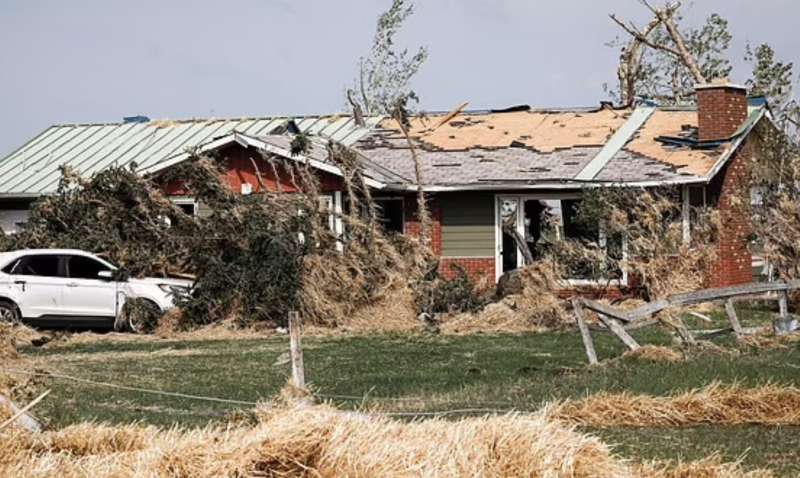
616,15,663,106
609,14,681,58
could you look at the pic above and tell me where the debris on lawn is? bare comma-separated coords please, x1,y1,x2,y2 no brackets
634,454,774,478
622,345,684,363
738,329,800,350
552,382,800,427
0,401,778,478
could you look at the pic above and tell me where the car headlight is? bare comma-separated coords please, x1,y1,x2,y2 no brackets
158,284,188,295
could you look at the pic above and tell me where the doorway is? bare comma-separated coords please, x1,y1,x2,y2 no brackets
495,195,566,281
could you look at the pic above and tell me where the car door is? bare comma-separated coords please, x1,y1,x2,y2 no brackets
62,254,118,318
7,254,69,319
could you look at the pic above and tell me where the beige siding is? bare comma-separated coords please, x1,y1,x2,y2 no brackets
440,192,495,257
197,201,213,218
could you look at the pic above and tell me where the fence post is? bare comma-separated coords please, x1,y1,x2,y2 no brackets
774,290,798,335
724,299,743,339
288,311,305,388
572,299,598,365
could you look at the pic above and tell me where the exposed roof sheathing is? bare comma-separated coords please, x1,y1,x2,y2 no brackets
378,109,630,152
0,104,767,196
625,110,721,176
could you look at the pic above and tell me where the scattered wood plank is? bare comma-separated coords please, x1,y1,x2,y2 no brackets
725,299,743,338
0,390,49,433
571,300,598,366
596,314,640,351
588,318,660,333
688,311,712,323
581,299,631,322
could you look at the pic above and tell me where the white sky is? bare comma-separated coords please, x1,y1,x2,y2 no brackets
1,0,798,155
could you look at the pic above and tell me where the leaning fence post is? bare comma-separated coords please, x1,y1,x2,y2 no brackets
572,299,598,365
774,290,798,335
288,311,305,388
724,299,743,339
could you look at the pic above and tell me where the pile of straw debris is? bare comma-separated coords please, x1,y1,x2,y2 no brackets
552,382,800,427
0,403,772,478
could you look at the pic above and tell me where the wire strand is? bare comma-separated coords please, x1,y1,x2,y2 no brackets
1,368,258,406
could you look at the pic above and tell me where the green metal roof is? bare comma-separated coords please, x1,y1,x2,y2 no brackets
0,114,382,197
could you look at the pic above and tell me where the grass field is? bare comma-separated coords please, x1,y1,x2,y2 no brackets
16,306,800,476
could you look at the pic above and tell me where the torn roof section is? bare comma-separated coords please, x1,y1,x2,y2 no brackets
354,104,767,190
0,99,768,197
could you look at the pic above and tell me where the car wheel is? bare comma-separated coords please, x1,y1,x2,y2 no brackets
0,301,20,324
123,299,163,334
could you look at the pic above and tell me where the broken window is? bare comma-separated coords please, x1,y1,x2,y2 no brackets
523,200,561,259
499,195,624,283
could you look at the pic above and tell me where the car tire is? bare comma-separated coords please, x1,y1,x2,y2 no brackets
121,299,162,334
0,300,21,324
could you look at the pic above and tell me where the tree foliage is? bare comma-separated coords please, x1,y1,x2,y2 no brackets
2,165,195,277
610,7,732,105
347,0,428,116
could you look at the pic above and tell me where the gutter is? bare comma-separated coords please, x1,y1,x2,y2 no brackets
385,176,708,192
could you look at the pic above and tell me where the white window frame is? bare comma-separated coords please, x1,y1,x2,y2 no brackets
494,193,628,286
170,197,198,217
682,184,707,244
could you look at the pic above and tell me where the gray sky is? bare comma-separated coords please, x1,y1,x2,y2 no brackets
1,0,798,155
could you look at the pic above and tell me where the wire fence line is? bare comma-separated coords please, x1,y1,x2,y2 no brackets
1,368,258,406
1,367,525,418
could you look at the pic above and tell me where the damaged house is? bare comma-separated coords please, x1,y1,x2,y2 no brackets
0,81,773,289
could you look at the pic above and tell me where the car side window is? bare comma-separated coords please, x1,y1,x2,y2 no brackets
12,255,63,277
67,255,111,280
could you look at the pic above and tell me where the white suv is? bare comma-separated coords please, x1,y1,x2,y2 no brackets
0,249,191,330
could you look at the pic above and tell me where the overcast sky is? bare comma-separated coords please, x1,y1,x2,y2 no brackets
1,0,798,155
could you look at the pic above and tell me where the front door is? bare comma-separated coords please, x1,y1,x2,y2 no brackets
496,197,521,280
61,254,118,318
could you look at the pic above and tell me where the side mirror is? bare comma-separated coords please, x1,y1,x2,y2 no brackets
113,268,131,282
97,270,114,281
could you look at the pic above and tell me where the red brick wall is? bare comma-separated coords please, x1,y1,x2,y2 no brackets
707,140,754,287
403,195,442,256
161,144,344,196
696,83,748,141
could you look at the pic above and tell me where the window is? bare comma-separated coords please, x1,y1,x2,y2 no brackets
375,198,405,234
498,195,625,284
562,199,623,281
171,198,197,217
67,255,111,280
683,185,707,243
9,255,63,277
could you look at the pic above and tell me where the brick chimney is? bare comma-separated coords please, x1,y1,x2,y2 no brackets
695,79,748,142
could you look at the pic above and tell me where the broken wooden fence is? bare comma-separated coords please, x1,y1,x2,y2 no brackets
572,280,800,365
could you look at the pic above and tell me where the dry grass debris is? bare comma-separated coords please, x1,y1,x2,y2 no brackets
634,455,774,478
738,330,800,350
0,405,631,477
552,382,800,427
622,345,685,363
0,402,779,477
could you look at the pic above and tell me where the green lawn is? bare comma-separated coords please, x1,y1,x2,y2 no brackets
18,319,800,476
